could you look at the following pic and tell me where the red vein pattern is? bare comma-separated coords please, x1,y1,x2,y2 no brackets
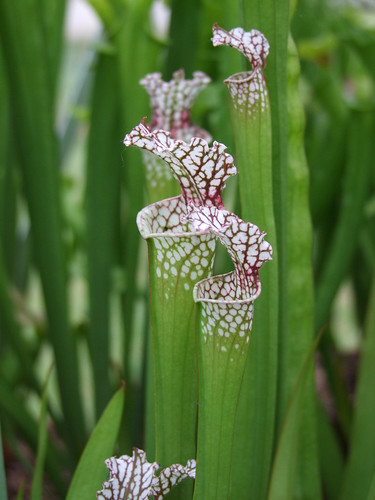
140,70,211,142
151,459,196,500
211,24,270,115
189,205,272,298
211,24,269,69
188,206,272,346
96,448,195,500
96,448,158,500
140,70,211,195
124,122,237,208
137,196,216,293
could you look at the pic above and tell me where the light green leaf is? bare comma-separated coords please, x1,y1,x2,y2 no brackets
284,32,320,499
126,122,237,492
212,23,279,499
189,205,272,499
341,273,375,500
67,386,125,500
268,330,323,500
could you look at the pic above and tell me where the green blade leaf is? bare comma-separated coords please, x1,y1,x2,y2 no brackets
31,366,53,500
86,51,122,418
268,330,323,500
315,110,375,331
67,385,125,500
0,0,85,454
282,31,320,499
0,422,7,500
115,0,159,357
165,0,202,79
317,403,344,500
340,273,375,500
367,472,375,500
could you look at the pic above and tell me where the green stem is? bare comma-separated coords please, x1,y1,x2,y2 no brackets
139,197,216,499
193,274,255,499
241,0,290,337
213,26,278,497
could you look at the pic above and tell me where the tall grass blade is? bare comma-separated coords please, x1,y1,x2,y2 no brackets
242,0,290,340
165,0,202,78
282,18,320,497
31,366,53,500
67,385,125,500
0,422,7,500
0,0,85,456
367,473,375,500
16,483,24,500
268,330,322,500
0,251,39,391
114,0,159,449
306,68,348,226
0,50,16,279
115,0,159,373
86,51,122,418
341,273,375,500
39,0,67,97
315,110,375,331
317,403,344,500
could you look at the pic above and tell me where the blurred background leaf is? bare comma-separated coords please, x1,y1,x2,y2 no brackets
0,0,374,497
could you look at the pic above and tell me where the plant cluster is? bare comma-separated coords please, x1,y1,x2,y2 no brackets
0,1,374,499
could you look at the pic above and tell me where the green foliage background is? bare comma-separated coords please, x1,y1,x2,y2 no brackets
0,0,374,498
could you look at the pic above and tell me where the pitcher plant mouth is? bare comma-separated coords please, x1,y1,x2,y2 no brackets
191,185,273,499
140,70,211,143
124,121,237,209
188,205,272,300
188,205,272,352
193,271,261,304
137,196,212,240
124,99,239,477
211,24,269,70
137,70,212,202
224,70,260,84
136,196,216,288
211,24,270,115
